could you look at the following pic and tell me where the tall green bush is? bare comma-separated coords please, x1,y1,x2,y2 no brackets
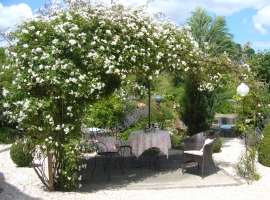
258,122,270,167
179,75,228,136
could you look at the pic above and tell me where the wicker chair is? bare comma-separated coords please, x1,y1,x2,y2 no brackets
181,132,220,178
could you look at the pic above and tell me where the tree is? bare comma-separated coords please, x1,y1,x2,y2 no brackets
249,50,270,84
187,7,238,57
0,47,21,143
180,74,230,135
176,7,240,136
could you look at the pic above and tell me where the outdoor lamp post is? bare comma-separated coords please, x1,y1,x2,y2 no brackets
237,82,250,174
237,82,250,96
237,82,250,129
148,76,152,126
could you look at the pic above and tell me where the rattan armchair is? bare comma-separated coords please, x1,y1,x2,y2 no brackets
181,132,220,178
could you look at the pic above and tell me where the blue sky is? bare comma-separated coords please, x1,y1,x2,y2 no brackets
1,0,270,52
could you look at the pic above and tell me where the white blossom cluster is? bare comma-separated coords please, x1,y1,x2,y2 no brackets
198,83,214,92
3,2,201,123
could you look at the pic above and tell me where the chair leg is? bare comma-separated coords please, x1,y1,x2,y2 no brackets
118,146,133,164
182,163,185,174
107,156,113,181
92,156,97,177
103,156,109,172
202,165,204,179
118,155,124,175
213,162,217,172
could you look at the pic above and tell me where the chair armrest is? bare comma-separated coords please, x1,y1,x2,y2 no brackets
201,137,219,152
181,137,198,151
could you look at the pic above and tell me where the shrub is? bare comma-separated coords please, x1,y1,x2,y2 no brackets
216,101,236,114
10,140,32,167
170,134,182,149
258,122,270,167
84,97,126,128
0,127,22,144
213,137,222,153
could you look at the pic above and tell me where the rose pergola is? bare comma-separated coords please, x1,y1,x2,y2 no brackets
2,0,250,191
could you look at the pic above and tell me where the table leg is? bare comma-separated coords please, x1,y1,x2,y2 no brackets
137,147,160,171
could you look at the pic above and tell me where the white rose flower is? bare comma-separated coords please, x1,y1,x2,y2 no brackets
22,29,29,34
52,39,59,44
36,47,42,52
69,39,76,45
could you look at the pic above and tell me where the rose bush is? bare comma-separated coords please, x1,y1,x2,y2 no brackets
2,1,198,190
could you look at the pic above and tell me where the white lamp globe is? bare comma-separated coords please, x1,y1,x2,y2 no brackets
237,83,250,96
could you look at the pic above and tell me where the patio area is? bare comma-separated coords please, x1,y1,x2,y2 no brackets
75,138,243,192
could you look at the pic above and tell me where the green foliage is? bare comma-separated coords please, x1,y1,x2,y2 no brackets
170,134,182,149
84,97,126,128
1,47,20,143
216,101,236,114
258,122,270,167
187,7,238,57
179,76,227,136
236,147,261,182
249,50,270,84
136,75,156,91
0,127,23,144
151,103,174,130
0,47,5,63
213,137,222,153
118,122,147,141
10,139,32,167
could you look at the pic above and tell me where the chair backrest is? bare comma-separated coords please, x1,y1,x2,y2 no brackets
192,132,207,150
95,136,118,152
93,142,108,153
182,132,220,151
115,139,128,148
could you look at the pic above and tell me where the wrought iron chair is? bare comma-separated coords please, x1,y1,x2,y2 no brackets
110,124,140,167
181,132,220,178
92,137,124,180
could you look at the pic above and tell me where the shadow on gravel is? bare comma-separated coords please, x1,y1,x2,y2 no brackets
0,146,11,154
75,149,224,192
0,171,42,200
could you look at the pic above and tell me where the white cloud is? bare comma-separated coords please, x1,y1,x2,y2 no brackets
1,0,269,29
252,3,270,35
108,0,270,24
253,41,270,51
0,3,33,30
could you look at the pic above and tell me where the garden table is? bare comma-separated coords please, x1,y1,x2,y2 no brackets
128,130,171,170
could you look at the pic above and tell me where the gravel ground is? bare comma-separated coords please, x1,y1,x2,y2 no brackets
1,137,270,200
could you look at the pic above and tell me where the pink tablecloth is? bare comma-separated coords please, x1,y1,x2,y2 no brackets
128,130,172,158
